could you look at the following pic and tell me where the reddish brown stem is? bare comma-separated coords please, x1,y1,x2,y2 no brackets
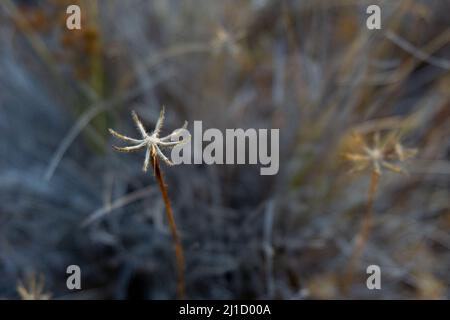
342,170,380,294
152,156,186,299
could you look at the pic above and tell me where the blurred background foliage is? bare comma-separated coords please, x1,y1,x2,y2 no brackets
0,0,449,299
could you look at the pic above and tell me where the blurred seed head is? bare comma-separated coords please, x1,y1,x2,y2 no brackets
342,131,417,176
211,27,241,56
17,273,51,300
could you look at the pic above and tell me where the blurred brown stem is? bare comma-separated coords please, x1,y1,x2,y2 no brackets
151,155,186,299
342,170,380,294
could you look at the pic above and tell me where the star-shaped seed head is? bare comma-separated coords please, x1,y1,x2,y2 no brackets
343,131,417,176
109,107,190,172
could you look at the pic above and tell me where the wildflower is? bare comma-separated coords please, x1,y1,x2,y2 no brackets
109,107,188,298
343,131,417,175
109,107,190,171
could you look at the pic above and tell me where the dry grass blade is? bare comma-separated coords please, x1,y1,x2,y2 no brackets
82,187,156,227
386,31,450,71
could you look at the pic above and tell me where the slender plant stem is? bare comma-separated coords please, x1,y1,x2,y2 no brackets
342,170,380,294
151,156,186,299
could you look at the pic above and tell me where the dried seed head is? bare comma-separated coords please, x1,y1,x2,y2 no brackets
17,274,51,300
109,107,190,171
342,131,417,176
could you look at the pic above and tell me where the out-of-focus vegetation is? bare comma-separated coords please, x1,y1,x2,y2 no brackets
0,0,448,299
